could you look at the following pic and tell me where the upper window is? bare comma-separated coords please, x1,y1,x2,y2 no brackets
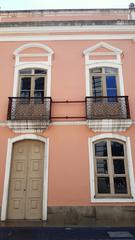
94,139,131,198
18,68,47,98
90,67,119,97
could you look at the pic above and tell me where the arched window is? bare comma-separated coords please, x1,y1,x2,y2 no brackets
90,67,119,98
94,139,131,197
13,43,53,97
18,68,47,98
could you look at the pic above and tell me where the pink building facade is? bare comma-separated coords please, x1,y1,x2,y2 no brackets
0,6,135,225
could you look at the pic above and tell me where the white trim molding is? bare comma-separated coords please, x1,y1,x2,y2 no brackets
14,42,54,55
83,41,122,55
1,25,135,34
1,134,49,221
0,120,135,128
0,120,87,128
0,34,134,42
88,133,135,203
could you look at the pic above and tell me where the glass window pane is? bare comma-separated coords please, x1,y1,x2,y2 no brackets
34,77,44,98
106,76,117,101
111,141,124,156
21,77,31,90
90,68,102,73
106,76,117,89
114,177,127,194
113,159,125,174
97,159,108,174
92,76,102,97
97,177,110,193
35,69,47,74
20,91,30,98
95,141,107,156
107,89,117,102
105,67,118,74
34,91,44,98
107,89,117,97
19,69,32,75
34,77,44,90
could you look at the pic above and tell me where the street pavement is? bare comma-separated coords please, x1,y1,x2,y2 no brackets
1,227,135,240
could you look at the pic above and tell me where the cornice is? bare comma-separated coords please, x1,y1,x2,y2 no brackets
0,22,135,34
0,20,135,28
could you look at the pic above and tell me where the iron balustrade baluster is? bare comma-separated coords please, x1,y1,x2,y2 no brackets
86,96,130,120
7,97,52,121
7,96,130,122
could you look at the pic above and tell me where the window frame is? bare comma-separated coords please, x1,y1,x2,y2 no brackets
90,67,120,97
88,134,135,203
93,139,131,198
18,68,47,98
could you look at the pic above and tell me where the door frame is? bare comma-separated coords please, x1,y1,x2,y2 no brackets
1,134,49,221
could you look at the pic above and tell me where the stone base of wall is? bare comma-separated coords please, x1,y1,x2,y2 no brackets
1,206,135,227
47,206,135,227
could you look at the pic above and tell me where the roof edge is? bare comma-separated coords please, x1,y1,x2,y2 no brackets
0,8,130,14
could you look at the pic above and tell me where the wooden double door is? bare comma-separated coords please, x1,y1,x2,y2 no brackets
7,140,44,220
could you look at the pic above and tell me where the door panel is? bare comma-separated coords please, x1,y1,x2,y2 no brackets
26,141,44,219
7,141,28,219
7,140,44,220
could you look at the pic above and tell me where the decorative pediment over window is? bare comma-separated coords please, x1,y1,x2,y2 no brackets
14,43,54,66
83,42,122,64
83,41,122,55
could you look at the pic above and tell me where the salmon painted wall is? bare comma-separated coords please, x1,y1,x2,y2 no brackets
0,39,135,120
0,125,135,207
0,11,135,209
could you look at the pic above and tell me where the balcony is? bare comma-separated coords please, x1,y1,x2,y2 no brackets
86,96,132,132
7,97,52,131
86,96,130,119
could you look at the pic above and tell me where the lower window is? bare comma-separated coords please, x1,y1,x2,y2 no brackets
94,139,131,198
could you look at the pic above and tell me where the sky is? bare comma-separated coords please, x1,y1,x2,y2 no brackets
0,0,134,10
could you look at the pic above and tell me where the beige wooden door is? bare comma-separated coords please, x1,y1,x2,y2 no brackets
7,140,44,220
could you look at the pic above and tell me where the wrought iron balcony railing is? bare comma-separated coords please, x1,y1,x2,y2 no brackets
7,97,52,121
86,96,130,120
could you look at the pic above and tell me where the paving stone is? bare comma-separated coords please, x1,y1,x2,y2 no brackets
107,231,134,238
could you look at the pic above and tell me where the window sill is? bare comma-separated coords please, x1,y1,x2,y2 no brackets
7,120,50,132
87,119,132,132
94,194,133,199
91,194,135,203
